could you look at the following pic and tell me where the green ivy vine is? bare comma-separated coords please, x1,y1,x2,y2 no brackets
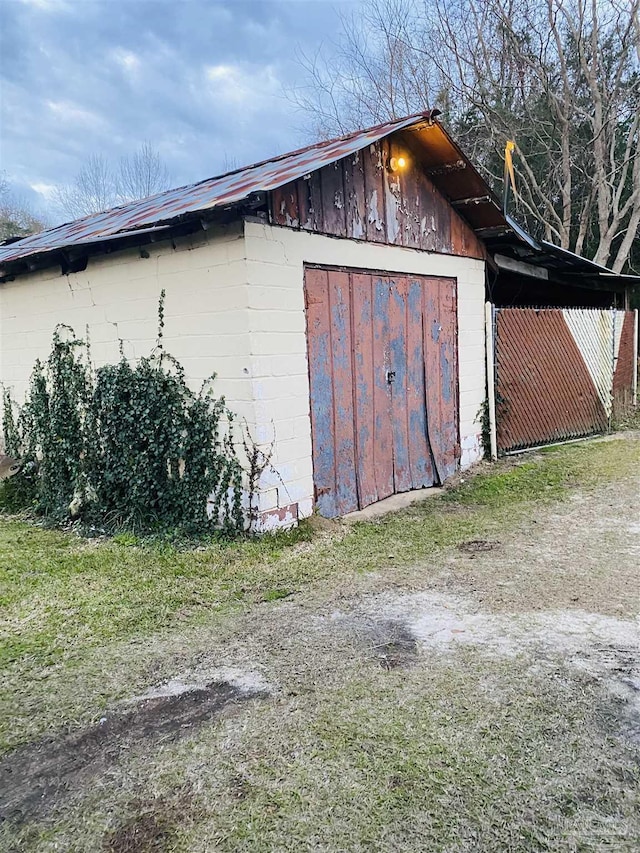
1,292,245,535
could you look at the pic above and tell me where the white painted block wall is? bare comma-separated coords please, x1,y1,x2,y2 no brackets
0,223,253,422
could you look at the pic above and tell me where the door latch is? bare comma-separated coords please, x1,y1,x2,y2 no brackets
386,370,396,384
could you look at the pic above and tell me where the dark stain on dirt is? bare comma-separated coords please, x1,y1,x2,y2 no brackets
227,772,255,802
104,802,176,853
371,621,419,670
102,788,202,853
458,539,500,554
585,644,640,747
0,681,267,827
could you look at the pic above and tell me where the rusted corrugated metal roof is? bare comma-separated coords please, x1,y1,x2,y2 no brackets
2,111,464,268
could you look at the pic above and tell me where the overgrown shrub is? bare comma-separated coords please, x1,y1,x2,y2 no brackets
1,293,245,535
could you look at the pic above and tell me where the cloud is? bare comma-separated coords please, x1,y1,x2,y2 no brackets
46,100,107,129
30,182,57,199
0,0,359,224
204,63,281,106
112,49,141,74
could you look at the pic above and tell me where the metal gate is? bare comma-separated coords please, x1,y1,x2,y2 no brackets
492,307,638,454
305,266,459,517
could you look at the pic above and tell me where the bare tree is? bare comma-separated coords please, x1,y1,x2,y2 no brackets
118,141,171,201
292,0,640,273
0,174,46,242
292,0,437,138
54,144,172,220
53,154,119,220
431,0,640,273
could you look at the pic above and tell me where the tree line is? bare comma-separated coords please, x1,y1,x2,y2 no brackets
292,0,639,274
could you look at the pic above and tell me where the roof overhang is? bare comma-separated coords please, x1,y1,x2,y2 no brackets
0,111,514,279
396,122,508,235
485,215,639,293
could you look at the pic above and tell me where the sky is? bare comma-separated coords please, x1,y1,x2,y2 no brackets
0,0,358,222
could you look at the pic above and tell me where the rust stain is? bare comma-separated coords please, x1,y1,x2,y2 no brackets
612,311,636,419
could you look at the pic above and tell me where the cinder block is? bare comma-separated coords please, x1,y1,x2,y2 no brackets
248,309,306,334
272,435,313,464
249,332,306,357
244,232,291,265
254,393,311,423
276,476,314,505
297,496,314,519
294,414,312,439
258,487,279,512
249,354,309,379
459,343,485,363
249,286,305,312
252,374,311,402
246,260,294,290
255,503,299,532
459,388,484,409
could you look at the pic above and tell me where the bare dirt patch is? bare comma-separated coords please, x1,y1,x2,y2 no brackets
437,471,640,616
0,679,268,826
334,588,640,750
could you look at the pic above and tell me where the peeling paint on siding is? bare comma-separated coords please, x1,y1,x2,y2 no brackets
270,140,485,259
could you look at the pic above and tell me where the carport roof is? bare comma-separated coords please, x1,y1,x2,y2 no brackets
488,215,640,291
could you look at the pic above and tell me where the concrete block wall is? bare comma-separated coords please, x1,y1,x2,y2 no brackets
244,219,487,525
0,223,253,423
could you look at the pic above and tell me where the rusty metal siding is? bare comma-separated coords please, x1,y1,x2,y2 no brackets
495,309,607,451
561,309,617,418
494,308,636,453
271,141,485,260
613,311,637,419
305,266,458,516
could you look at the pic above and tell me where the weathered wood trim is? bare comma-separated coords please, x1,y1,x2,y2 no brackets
269,136,485,260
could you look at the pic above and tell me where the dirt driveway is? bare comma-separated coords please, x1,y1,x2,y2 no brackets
1,436,639,851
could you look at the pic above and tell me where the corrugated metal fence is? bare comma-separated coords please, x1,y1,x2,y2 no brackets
492,307,638,453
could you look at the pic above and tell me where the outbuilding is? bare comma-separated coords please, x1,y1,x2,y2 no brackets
0,113,635,528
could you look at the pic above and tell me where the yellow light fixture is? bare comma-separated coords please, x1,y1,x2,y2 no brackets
387,155,408,173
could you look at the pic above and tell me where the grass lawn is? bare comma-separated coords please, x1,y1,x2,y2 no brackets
1,435,639,851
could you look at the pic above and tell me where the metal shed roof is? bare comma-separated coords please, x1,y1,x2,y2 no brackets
5,113,631,290
487,215,640,290
3,111,497,268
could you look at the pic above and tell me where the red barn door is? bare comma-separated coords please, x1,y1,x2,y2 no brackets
305,266,458,517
